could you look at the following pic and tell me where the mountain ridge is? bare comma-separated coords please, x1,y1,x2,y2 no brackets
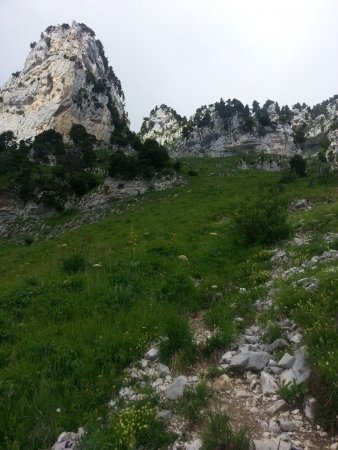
140,97,338,158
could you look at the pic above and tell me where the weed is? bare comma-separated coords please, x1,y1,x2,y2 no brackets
205,366,228,380
265,322,282,343
82,402,173,450
201,410,251,450
176,382,210,424
160,315,196,369
278,380,308,406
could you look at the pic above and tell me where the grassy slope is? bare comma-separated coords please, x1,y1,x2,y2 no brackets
0,158,337,449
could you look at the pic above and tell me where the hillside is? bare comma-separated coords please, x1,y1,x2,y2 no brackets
0,157,337,450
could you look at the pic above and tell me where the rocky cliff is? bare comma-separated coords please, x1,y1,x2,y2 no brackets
0,22,127,143
140,97,338,158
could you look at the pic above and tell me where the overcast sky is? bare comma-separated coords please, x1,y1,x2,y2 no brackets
1,0,337,130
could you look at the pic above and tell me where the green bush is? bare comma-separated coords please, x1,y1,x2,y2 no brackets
232,186,290,245
290,154,307,177
69,171,99,196
109,150,140,179
201,411,251,450
61,253,86,274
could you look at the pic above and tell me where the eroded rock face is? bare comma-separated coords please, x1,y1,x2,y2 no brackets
0,22,126,143
140,98,338,158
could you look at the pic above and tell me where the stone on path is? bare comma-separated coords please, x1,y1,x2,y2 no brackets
267,399,288,415
260,372,278,395
156,363,171,377
230,351,270,372
277,353,295,369
184,439,202,450
144,347,159,361
253,438,291,450
280,349,311,386
165,376,187,400
212,374,231,391
265,339,289,353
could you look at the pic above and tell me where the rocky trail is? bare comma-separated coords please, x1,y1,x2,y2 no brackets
51,235,338,450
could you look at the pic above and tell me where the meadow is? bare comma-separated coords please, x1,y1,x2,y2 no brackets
0,157,337,449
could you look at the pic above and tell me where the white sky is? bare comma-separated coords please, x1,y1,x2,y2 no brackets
0,0,337,130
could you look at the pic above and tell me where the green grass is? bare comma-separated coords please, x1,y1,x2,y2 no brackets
201,410,251,450
176,381,211,425
0,158,338,448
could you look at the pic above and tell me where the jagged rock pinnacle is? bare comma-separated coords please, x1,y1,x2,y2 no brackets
0,22,127,143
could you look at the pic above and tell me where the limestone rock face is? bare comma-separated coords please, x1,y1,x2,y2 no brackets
140,97,338,157
0,22,126,143
140,104,183,146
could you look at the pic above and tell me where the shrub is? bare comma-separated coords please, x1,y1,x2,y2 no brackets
32,129,65,163
232,186,290,245
69,171,99,196
188,169,198,176
138,139,170,171
201,411,251,450
109,150,140,179
290,154,307,177
173,160,181,172
61,253,86,274
69,124,96,167
24,235,34,246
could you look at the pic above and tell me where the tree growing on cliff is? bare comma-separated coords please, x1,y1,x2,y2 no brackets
32,129,65,163
69,124,96,167
0,131,17,152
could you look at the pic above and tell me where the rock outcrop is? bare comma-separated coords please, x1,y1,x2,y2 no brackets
0,22,127,143
140,97,338,158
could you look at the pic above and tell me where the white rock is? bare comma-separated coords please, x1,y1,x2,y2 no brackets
277,353,295,369
144,347,159,361
165,376,187,400
261,372,279,395
184,439,202,450
267,400,288,415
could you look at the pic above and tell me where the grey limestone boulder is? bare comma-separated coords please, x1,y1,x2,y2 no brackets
260,372,278,395
265,339,289,353
165,376,187,400
277,353,295,369
280,349,311,386
230,351,271,372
